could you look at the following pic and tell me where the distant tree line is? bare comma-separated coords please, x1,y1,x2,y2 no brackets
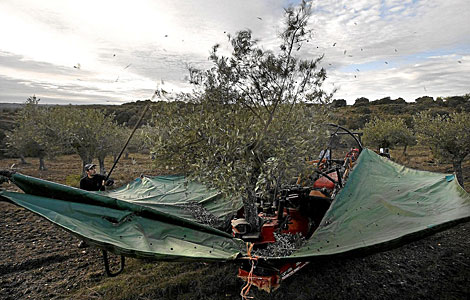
331,93,469,130
332,93,470,111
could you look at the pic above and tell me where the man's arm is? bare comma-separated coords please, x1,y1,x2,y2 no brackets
96,174,114,189
99,174,114,187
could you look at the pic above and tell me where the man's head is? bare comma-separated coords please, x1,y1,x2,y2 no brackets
84,164,97,177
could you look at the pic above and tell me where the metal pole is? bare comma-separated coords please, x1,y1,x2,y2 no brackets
105,104,150,181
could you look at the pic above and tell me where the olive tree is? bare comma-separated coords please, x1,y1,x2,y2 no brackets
6,96,62,170
95,124,124,174
362,117,416,154
414,112,470,188
49,106,123,174
148,1,331,229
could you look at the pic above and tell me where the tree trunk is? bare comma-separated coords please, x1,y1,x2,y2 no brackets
243,168,262,232
38,157,47,171
19,155,28,165
241,154,263,233
403,144,408,155
98,156,106,175
243,188,260,232
452,159,464,188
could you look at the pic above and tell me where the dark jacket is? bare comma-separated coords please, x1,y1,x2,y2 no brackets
80,174,106,191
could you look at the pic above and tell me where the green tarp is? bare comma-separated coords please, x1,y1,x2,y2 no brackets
289,149,470,259
1,175,244,261
1,149,469,261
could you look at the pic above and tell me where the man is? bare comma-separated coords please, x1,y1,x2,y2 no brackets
77,163,114,248
80,163,113,191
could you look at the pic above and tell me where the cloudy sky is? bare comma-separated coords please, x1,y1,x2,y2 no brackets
1,0,469,105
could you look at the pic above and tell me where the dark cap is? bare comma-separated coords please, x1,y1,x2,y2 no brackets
84,163,96,171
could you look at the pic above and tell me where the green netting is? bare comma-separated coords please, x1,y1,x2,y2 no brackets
1,149,469,261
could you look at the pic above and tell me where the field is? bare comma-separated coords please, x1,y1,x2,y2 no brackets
1,147,469,299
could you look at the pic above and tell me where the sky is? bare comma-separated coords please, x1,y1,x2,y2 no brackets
0,0,469,105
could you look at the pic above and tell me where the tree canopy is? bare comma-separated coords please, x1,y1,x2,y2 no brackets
148,1,332,228
414,112,470,187
48,106,123,173
362,117,416,153
6,98,123,174
6,96,62,170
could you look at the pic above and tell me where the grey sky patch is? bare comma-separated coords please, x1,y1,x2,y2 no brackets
0,74,135,104
0,51,93,78
329,52,470,101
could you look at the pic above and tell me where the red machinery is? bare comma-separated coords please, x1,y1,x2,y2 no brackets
232,125,362,292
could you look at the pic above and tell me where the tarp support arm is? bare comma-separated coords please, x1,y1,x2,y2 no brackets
102,250,125,277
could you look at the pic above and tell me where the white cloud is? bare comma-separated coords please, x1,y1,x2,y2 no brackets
328,52,470,101
0,0,469,104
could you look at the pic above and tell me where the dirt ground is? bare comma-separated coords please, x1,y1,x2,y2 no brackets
0,152,469,299
0,154,160,300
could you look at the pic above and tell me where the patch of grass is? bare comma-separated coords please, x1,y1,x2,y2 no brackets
69,259,241,300
65,174,82,187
